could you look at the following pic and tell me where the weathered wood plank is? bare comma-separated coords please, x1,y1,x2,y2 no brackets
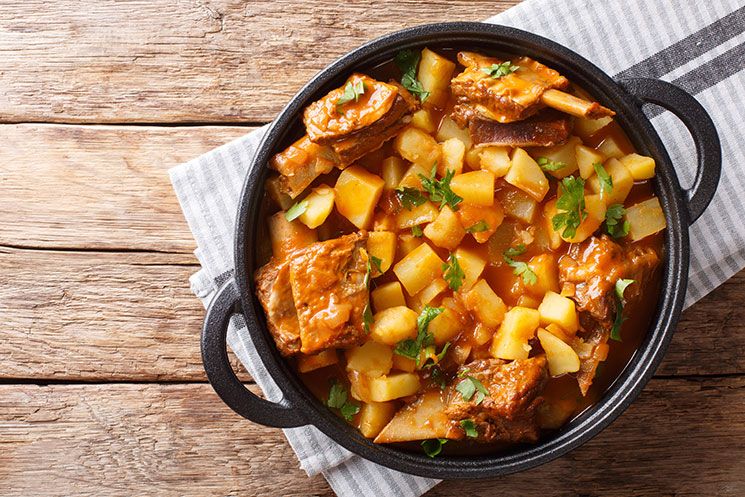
0,1,518,124
1,378,743,496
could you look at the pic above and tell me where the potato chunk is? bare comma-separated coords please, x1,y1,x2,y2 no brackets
334,165,385,229
463,279,506,328
449,170,495,206
537,291,579,334
537,328,580,377
479,146,511,177
358,401,397,438
542,199,563,250
505,148,549,202
370,306,418,346
371,281,407,312
397,232,423,256
367,231,396,273
410,278,448,313
397,162,429,189
418,48,457,109
437,115,472,149
574,115,613,140
490,307,540,360
575,144,605,179
423,205,466,250
396,201,439,230
410,109,437,133
375,390,454,443
530,136,582,179
394,243,444,295
428,308,462,346
381,156,407,190
452,247,486,292
626,197,666,241
620,153,656,180
369,373,421,402
393,126,441,168
596,135,626,159
457,201,504,244
497,186,538,224
269,212,318,260
561,194,607,244
297,349,338,373
525,254,560,297
588,158,633,205
346,341,393,377
297,185,335,229
439,137,466,176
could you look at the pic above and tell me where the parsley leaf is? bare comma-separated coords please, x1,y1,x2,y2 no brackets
455,376,489,405
442,253,465,291
284,200,308,222
395,49,430,103
537,157,566,172
340,402,360,421
362,303,373,333
394,305,443,366
611,279,635,341
503,244,537,286
460,419,479,438
395,186,427,210
421,438,448,458
504,243,527,258
465,220,489,233
552,176,587,239
593,163,613,197
422,342,451,370
370,255,383,274
419,166,463,211
411,225,424,237
327,381,360,421
481,61,520,79
336,79,365,110
605,203,630,238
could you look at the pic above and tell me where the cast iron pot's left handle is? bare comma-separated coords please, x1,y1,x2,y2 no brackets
202,279,306,428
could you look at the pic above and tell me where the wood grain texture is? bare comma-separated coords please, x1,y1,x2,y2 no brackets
0,0,518,124
1,378,743,497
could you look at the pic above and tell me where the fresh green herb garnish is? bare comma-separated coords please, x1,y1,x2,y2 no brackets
460,419,479,438
537,157,566,172
422,342,451,370
336,79,365,110
421,438,448,458
396,186,427,210
394,305,443,366
481,61,520,79
362,303,373,333
457,368,470,379
605,203,630,238
455,376,489,405
411,225,424,237
419,166,463,211
395,49,430,103
370,255,383,274
442,253,465,291
465,220,490,233
552,176,587,239
327,381,360,421
611,279,635,341
503,244,537,286
429,366,448,390
284,200,308,222
594,162,613,197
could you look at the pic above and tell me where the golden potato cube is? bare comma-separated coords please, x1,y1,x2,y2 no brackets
265,175,294,210
439,138,466,176
372,211,396,232
588,158,633,205
620,153,656,180
296,349,338,373
346,341,393,377
410,109,437,133
397,162,429,189
463,279,506,328
334,165,385,229
479,146,511,177
490,306,540,360
525,254,560,297
396,201,439,230
453,247,486,292
472,322,494,346
545,322,574,343
626,197,667,241
393,243,444,295
382,156,407,190
516,294,541,309
531,136,582,179
371,281,407,312
542,200,563,250
505,148,549,202
575,144,606,179
269,212,318,260
398,232,423,256
358,401,397,438
450,170,495,207
437,115,472,149
561,194,607,243
538,291,579,334
298,184,335,229
423,205,466,250
374,391,452,443
574,115,613,140
537,328,580,377
595,135,626,159
369,373,421,402
464,147,482,170
367,231,396,273
391,353,417,373
457,201,504,244
410,278,448,313
393,126,441,168
428,308,461,346
418,48,457,109
370,306,418,346
497,186,538,224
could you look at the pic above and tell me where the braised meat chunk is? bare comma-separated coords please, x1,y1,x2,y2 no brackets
269,135,339,199
445,357,549,443
255,259,301,357
469,108,572,148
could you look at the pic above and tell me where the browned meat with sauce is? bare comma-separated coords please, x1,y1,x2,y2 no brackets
469,108,572,148
559,235,660,394
269,135,339,199
445,357,548,443
254,259,301,356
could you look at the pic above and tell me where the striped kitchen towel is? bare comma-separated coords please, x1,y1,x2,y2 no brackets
169,0,745,495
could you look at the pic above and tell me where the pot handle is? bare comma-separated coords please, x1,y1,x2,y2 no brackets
201,278,306,428
618,78,721,224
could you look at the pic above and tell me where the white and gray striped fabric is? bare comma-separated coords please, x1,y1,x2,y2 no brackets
169,0,745,495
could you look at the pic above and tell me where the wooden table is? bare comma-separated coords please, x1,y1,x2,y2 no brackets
1,1,743,495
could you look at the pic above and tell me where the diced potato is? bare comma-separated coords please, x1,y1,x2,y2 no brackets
588,158,633,205
525,254,560,297
393,243,444,295
298,185,335,229
463,279,506,328
542,200,563,250
561,194,607,244
472,322,494,346
374,391,453,443
439,138,466,176
537,328,581,377
358,401,398,438
457,201,504,244
450,170,495,206
392,354,417,373
479,146,511,177
490,307,540,360
381,156,407,190
620,153,656,180
505,148,549,202
398,232,423,256
437,115,472,149
346,341,393,377
451,343,472,364
410,109,437,133
429,308,462,346
410,278,448,313
397,162,429,189
393,126,441,168
372,281,407,312
452,247,486,292
269,212,318,260
516,294,541,309
418,48,457,109
265,175,294,210
538,291,579,334
575,144,606,179
370,306,418,346
464,147,482,170
335,166,385,229
296,349,338,373
396,201,439,229
545,322,574,343
369,373,421,402
367,231,396,273
423,205,466,250
596,135,626,159
626,197,667,241
497,186,538,223
530,136,582,179
372,211,396,232
538,398,577,429
574,115,613,140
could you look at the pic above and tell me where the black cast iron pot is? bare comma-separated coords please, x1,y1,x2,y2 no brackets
201,22,721,479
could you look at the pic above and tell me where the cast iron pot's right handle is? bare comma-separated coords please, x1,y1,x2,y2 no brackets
618,78,721,224
201,278,306,428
